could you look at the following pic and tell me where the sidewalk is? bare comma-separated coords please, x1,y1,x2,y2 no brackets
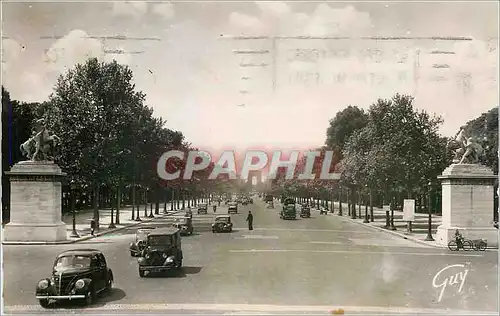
3,200,190,245
282,198,445,248
327,201,445,248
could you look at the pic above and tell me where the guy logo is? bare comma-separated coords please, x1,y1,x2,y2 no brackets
432,264,469,302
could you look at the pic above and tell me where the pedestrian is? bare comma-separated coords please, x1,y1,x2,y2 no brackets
90,219,96,236
213,204,217,213
246,211,253,231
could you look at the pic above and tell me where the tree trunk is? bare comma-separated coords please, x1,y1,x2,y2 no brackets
93,183,100,230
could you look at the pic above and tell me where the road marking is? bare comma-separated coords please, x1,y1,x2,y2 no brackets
235,235,279,239
232,228,374,234
310,241,343,245
3,303,495,314
228,249,483,257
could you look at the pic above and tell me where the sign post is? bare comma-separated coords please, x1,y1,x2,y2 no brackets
403,199,415,234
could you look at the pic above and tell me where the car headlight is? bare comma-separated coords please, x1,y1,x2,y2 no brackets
145,254,150,259
166,256,174,263
162,253,168,258
38,280,49,290
75,279,85,289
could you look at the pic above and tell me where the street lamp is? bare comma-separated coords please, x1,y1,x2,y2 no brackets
149,188,154,218
363,184,369,223
338,186,343,216
425,180,435,241
108,188,116,229
135,184,142,221
390,193,397,230
69,180,80,238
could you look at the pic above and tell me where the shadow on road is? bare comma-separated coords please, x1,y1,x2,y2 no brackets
144,266,203,278
41,288,127,309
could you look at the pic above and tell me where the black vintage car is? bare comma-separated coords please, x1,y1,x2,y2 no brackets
300,204,311,218
138,228,183,277
172,216,193,236
35,249,114,307
212,215,233,233
198,203,208,215
129,227,156,256
228,202,238,214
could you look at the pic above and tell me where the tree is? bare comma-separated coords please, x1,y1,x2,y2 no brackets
43,58,147,227
325,106,368,156
340,94,449,203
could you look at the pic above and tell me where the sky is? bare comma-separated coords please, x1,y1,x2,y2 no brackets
1,1,498,151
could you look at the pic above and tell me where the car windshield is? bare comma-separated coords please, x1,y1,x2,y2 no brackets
136,231,150,240
148,235,173,246
216,217,229,223
54,255,91,271
176,218,188,224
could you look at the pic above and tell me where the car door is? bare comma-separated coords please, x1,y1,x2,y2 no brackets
91,254,105,291
98,254,109,286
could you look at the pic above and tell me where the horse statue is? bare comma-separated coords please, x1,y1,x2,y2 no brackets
447,125,485,164
20,119,60,161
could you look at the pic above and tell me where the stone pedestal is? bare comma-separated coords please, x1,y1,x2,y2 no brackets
3,161,67,242
436,164,498,247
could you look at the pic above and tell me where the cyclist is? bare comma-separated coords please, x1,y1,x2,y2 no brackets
454,229,464,246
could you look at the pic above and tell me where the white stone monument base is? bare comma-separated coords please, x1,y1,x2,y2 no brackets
3,161,67,242
3,222,67,242
436,225,499,247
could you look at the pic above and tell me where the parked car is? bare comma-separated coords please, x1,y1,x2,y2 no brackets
212,215,233,233
137,228,183,277
172,216,193,236
130,227,156,256
198,203,208,215
228,201,238,214
35,249,113,308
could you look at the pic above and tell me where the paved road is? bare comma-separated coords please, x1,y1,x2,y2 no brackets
3,199,498,314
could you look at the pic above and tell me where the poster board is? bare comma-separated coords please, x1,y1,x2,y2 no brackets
403,199,415,221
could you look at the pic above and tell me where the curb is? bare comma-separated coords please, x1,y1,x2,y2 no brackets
333,213,446,249
2,210,182,246
334,213,499,250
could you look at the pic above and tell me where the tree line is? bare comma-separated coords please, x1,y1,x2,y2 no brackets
1,58,232,225
271,94,498,217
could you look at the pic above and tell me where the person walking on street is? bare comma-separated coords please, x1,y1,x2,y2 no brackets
246,211,253,230
213,204,217,213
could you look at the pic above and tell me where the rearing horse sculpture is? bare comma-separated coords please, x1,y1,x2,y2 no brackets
20,119,60,161
447,126,485,164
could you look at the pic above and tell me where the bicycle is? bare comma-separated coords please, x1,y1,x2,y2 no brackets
448,238,473,251
472,239,488,251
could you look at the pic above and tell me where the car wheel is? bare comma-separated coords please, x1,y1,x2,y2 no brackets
105,276,113,293
139,269,145,277
177,259,183,269
84,288,95,306
38,299,50,308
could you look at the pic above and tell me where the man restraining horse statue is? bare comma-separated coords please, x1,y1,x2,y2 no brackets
20,118,60,161
447,125,485,164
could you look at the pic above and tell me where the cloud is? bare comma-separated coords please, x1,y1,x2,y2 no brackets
44,29,104,72
227,2,373,37
112,1,148,18
152,3,175,20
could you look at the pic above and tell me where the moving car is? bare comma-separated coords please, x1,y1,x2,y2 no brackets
280,197,296,220
228,201,238,214
266,201,274,209
130,226,156,256
265,194,273,203
137,228,183,277
198,203,208,215
172,216,193,236
36,249,113,308
212,215,233,233
300,204,311,218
